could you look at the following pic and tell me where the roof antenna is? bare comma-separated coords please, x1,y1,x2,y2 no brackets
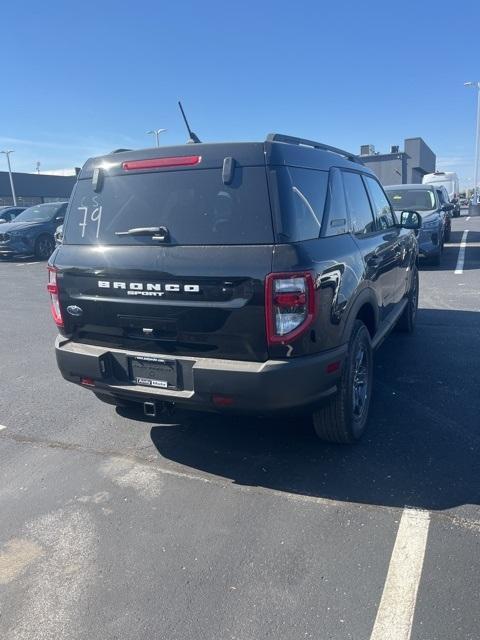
178,100,201,144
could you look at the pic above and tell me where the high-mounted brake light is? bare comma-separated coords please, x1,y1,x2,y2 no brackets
47,266,64,328
122,156,201,171
265,272,315,345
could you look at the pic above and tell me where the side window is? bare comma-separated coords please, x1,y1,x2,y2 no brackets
364,176,396,229
274,167,328,242
323,168,348,236
342,171,375,235
436,189,445,205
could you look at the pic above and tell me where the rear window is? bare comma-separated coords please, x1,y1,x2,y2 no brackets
63,167,274,246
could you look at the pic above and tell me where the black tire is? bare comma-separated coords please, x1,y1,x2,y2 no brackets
444,224,451,243
312,320,373,444
34,234,55,260
453,210,460,218
396,266,418,333
430,250,441,266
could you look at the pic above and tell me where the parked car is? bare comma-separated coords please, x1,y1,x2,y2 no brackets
49,134,420,444
385,184,452,265
422,171,460,217
0,202,67,260
435,186,452,242
0,206,26,223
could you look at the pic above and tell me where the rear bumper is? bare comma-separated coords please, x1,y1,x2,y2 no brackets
55,337,347,413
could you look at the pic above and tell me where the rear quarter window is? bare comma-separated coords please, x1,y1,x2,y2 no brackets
273,167,328,242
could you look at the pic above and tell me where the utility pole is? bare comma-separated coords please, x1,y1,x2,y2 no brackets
464,81,480,208
1,150,18,206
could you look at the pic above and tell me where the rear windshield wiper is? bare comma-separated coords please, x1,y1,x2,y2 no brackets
115,226,170,241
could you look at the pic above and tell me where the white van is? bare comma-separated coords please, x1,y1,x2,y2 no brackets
423,172,460,217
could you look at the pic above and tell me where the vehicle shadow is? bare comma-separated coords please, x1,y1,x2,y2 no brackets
419,229,480,272
146,308,480,512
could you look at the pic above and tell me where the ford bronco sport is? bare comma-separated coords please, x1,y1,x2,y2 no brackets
48,134,420,443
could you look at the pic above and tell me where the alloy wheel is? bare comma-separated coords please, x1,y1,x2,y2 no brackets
38,237,54,259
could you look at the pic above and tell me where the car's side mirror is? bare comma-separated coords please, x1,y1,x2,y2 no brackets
399,210,422,229
442,203,454,212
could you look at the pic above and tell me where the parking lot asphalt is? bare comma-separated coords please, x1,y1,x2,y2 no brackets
0,213,479,640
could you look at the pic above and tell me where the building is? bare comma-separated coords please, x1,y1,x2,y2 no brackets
358,138,436,185
0,171,77,207
40,168,79,177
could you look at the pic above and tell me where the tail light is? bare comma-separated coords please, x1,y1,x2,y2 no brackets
47,266,63,327
265,272,315,344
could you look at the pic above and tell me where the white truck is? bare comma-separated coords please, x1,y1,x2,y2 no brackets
423,172,460,217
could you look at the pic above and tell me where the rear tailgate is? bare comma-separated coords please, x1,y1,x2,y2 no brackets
55,244,272,361
54,144,274,362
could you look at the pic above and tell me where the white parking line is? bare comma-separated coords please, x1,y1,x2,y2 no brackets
0,425,6,431
454,230,469,275
370,508,430,640
466,216,471,221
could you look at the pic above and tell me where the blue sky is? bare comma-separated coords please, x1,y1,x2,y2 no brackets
2,0,479,188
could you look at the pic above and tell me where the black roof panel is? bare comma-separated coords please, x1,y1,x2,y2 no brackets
79,135,373,179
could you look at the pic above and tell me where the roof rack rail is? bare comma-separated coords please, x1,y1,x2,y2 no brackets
266,133,360,163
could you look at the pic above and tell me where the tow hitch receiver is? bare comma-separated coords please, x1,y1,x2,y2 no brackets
143,401,157,417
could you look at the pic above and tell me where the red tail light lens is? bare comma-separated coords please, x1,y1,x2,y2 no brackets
122,156,201,171
265,272,315,344
212,394,235,407
47,266,63,327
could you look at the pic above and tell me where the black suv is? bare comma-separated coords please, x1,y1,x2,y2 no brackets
48,134,420,443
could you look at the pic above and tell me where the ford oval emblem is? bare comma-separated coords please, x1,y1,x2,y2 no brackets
67,305,83,317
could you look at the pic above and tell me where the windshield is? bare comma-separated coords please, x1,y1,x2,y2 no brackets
386,189,436,211
14,203,65,223
63,168,274,246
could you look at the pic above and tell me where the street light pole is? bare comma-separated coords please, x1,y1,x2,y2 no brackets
1,150,17,206
464,81,480,205
147,128,167,147
464,177,472,199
